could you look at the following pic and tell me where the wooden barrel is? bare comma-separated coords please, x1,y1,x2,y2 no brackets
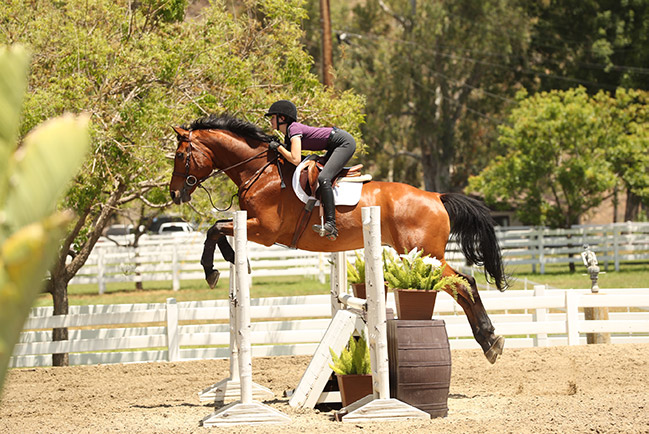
387,319,451,417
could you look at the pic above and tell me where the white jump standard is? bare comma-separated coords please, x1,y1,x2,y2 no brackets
290,206,430,422
201,211,290,427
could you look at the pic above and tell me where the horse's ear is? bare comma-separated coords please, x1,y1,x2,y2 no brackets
171,126,189,140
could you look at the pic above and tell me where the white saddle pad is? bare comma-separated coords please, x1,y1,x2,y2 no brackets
291,159,366,206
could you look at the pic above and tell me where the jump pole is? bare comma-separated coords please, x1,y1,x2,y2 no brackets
202,211,290,427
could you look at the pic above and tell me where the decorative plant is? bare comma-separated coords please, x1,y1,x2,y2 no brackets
329,332,371,376
0,45,89,393
383,248,470,299
346,250,365,285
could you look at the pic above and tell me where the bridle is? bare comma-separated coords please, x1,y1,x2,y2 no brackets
172,130,280,211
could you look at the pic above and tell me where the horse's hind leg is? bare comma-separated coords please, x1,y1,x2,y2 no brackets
201,219,235,289
444,266,504,364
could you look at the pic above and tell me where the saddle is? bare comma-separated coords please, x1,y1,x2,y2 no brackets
290,155,369,248
298,156,365,197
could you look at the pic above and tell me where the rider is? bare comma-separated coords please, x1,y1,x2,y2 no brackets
265,100,356,241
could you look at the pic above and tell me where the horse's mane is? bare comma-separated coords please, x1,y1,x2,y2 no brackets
187,114,273,143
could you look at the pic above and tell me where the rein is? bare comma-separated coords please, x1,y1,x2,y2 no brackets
173,131,278,212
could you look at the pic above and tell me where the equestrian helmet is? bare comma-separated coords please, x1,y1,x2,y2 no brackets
265,100,297,122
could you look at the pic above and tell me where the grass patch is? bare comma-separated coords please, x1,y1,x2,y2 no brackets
34,275,330,307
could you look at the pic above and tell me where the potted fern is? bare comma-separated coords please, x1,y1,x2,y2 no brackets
346,250,367,298
383,248,469,320
329,332,373,407
347,250,388,300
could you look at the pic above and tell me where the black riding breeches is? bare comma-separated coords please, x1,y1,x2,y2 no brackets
318,128,356,185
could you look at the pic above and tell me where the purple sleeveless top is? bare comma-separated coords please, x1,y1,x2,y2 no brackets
287,122,333,151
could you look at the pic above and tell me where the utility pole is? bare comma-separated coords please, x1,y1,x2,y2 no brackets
320,0,333,87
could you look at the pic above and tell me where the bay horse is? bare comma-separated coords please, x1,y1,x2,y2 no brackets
169,114,507,363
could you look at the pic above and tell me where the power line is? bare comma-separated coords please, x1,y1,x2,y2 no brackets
336,29,642,91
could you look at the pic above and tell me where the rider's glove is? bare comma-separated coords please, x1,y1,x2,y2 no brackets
269,140,281,151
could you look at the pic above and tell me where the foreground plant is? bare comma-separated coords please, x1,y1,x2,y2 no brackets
0,45,89,394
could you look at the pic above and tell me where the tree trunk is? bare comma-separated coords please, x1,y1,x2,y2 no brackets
45,180,129,366
422,150,451,192
47,277,70,366
625,189,641,221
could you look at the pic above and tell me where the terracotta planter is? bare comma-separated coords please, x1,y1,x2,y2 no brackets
336,374,373,407
350,282,388,301
394,289,438,320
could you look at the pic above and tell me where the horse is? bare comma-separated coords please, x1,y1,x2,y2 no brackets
169,114,507,364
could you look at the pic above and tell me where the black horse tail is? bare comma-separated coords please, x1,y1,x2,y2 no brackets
440,193,508,291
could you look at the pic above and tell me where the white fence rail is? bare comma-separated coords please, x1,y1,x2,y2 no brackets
71,222,649,293
72,234,330,292
11,287,649,368
491,222,649,273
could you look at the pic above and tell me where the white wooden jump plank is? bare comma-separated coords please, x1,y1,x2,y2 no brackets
288,309,364,409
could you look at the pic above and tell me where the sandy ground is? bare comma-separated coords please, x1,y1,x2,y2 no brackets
1,343,649,433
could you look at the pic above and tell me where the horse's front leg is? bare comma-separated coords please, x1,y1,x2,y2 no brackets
201,217,271,289
201,219,234,289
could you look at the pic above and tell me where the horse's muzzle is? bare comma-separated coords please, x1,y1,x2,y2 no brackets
170,189,191,204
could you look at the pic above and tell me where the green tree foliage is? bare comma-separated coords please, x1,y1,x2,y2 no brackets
468,87,649,227
524,0,649,92
329,0,531,192
0,0,364,365
0,45,89,392
604,89,649,220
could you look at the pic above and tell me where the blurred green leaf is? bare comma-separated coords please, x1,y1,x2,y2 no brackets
0,45,29,206
4,114,90,234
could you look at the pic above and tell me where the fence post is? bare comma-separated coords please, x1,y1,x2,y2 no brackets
97,247,106,295
166,297,180,362
613,224,620,272
565,291,579,345
172,242,180,291
539,228,545,274
533,285,548,347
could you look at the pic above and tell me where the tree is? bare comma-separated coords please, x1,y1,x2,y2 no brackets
0,45,89,393
332,0,531,192
523,0,649,93
467,87,621,229
1,0,364,365
605,89,649,220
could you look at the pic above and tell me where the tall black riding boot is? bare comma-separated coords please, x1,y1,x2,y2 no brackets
312,180,338,240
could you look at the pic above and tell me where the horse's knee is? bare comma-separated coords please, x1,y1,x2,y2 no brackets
217,236,235,264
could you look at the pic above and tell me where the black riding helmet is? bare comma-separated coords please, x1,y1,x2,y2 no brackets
265,100,297,124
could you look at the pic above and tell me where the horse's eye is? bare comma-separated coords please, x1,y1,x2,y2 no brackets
176,152,183,159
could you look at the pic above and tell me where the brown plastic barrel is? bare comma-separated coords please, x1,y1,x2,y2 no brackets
387,319,451,417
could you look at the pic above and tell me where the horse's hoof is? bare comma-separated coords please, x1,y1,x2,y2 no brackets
485,335,505,364
206,270,220,289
